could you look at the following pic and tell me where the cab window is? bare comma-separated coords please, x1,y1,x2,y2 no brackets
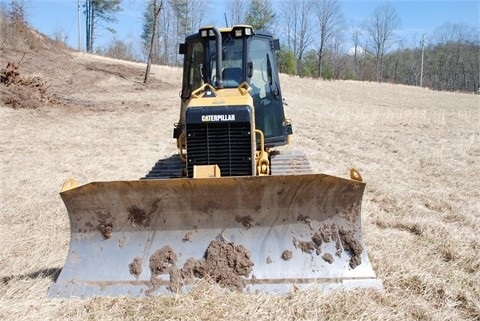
249,37,284,141
208,37,244,88
181,39,204,99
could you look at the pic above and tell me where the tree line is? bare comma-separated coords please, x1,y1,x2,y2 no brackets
4,0,479,93
136,0,479,93
274,0,479,93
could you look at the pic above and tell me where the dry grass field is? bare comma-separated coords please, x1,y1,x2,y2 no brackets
1,47,479,320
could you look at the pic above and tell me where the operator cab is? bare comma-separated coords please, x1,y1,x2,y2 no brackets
179,25,291,148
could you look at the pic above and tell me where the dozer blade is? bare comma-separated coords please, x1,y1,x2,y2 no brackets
48,174,382,298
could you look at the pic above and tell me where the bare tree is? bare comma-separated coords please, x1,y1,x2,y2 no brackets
329,29,345,79
104,38,137,61
280,0,314,75
157,4,172,65
349,26,364,80
226,0,248,26
8,0,27,27
143,2,177,65
430,22,479,92
164,0,208,67
141,0,207,66
313,0,344,78
144,0,163,83
365,3,400,82
169,0,208,38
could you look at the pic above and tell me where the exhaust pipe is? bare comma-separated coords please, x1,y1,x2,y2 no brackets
213,26,223,89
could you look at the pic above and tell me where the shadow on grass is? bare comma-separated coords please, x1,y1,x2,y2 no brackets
1,267,62,285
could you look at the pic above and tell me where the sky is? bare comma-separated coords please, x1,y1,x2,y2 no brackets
7,0,480,53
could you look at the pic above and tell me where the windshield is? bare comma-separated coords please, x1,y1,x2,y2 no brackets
208,36,245,88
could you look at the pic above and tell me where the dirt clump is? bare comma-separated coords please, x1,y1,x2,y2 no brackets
146,240,253,294
150,245,177,275
182,240,254,292
297,214,313,229
293,237,316,254
311,232,323,247
338,229,363,269
167,266,182,293
322,253,334,264
182,226,198,242
319,224,335,243
147,240,254,294
147,245,179,294
320,224,342,257
180,257,205,282
100,223,113,239
291,225,362,268
235,215,256,229
205,240,253,277
129,257,143,277
183,231,193,242
282,250,293,261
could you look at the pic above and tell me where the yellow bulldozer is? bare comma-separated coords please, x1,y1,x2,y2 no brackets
48,25,382,297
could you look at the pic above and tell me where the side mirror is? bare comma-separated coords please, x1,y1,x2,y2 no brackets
272,39,280,51
179,43,186,55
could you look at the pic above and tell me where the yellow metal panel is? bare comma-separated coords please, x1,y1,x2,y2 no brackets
188,88,253,108
193,164,221,178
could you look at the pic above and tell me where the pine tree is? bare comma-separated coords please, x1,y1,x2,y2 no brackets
85,0,122,53
245,0,275,30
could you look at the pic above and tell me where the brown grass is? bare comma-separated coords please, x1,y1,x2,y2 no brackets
1,49,479,320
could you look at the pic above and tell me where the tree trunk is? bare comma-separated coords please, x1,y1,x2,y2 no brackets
144,1,163,83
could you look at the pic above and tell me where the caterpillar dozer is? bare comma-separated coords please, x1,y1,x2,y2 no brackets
48,25,382,298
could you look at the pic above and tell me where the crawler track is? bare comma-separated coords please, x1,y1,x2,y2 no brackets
270,150,312,175
143,155,184,179
142,151,312,179
143,149,312,179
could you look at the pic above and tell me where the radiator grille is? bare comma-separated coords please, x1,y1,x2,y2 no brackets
186,122,252,177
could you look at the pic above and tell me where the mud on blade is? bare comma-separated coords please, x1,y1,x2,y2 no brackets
48,174,382,298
